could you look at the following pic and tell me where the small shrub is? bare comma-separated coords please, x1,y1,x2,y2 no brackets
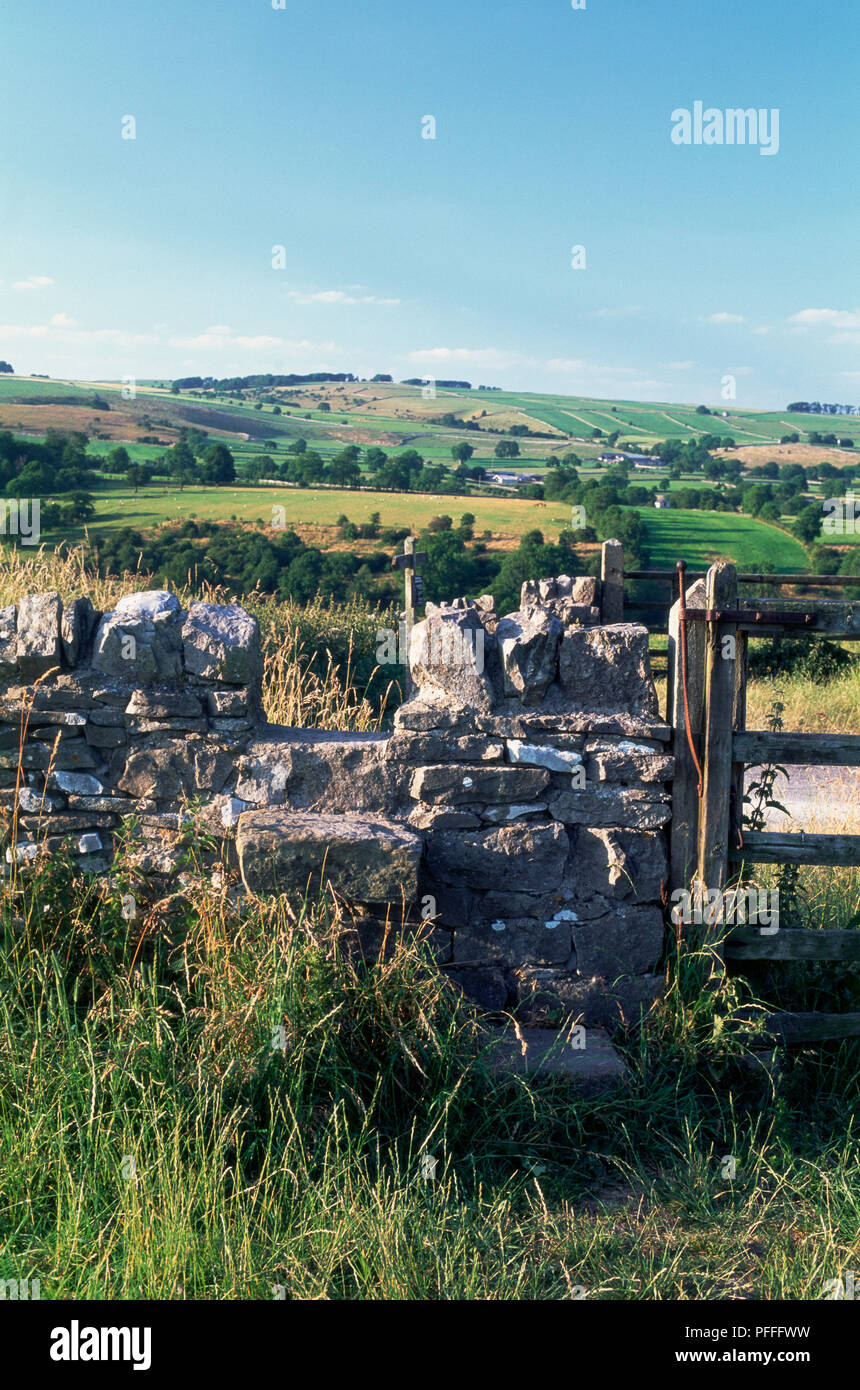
748,635,857,684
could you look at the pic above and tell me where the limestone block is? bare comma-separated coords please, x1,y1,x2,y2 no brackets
410,764,549,806
426,821,569,893
236,810,422,905
182,602,262,687
496,608,562,705
16,593,62,679
506,739,583,772
558,623,658,715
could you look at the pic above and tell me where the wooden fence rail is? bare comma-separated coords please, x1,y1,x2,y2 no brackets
732,832,860,867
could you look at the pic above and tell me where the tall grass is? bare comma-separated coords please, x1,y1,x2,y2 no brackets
1,837,858,1299
746,665,860,734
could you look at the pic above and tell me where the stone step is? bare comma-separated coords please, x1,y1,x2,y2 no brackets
481,1024,629,1093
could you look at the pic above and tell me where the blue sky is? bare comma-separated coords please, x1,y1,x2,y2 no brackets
1,0,857,407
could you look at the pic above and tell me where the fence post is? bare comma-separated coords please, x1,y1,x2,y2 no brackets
668,570,707,893
600,539,624,624
696,561,738,914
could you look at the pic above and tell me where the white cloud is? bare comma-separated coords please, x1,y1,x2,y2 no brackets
406,347,531,369
49,312,76,327
543,359,668,395
663,360,694,370
789,308,860,330
700,312,746,325
545,357,588,373
171,331,281,351
586,306,642,319
169,329,336,352
10,275,54,291
0,321,156,346
288,289,401,307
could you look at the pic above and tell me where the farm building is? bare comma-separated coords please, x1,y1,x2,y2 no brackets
487,472,543,487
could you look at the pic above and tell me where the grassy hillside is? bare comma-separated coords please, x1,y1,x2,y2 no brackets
635,507,810,570
5,375,860,465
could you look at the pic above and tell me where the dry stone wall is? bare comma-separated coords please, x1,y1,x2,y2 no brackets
0,574,673,1031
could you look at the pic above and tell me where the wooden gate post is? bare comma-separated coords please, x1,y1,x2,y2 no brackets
696,562,738,908
668,570,707,893
393,536,428,700
600,539,624,624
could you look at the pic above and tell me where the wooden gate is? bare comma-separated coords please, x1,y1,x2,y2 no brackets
591,541,860,1042
667,558,860,1044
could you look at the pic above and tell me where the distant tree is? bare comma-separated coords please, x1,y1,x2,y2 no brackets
288,438,308,455
106,445,131,474
793,504,823,543
329,447,361,488
0,361,13,374
451,441,474,466
65,491,96,522
743,484,773,517
202,442,236,485
427,514,453,532
126,464,142,494
168,440,197,483
494,440,520,459
317,401,331,413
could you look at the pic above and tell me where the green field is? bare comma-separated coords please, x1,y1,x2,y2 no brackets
74,484,573,540
54,480,814,579
635,506,810,570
